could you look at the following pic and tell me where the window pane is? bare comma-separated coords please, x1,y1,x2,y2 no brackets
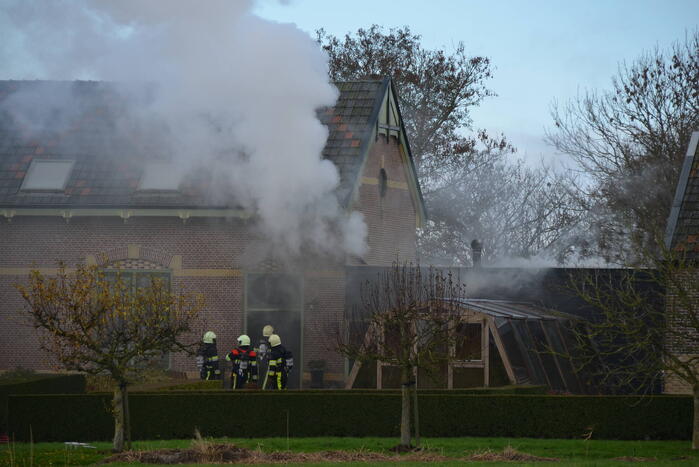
418,362,447,388
455,323,481,360
380,365,402,389
510,320,547,386
527,320,565,390
21,160,74,190
452,367,483,388
352,360,377,389
140,162,181,190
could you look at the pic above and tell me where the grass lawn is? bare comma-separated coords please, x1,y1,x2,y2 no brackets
2,436,697,466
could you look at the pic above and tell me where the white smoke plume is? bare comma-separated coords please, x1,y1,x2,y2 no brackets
0,0,367,258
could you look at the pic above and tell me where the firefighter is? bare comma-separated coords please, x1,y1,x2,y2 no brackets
255,324,274,386
226,334,258,389
197,331,221,380
263,333,294,390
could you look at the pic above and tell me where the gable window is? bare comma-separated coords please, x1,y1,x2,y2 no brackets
378,168,388,198
139,162,181,190
21,159,74,191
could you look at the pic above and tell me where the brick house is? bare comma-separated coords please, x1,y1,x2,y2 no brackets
664,130,699,395
0,78,426,388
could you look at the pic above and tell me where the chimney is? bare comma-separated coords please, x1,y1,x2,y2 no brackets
471,239,482,268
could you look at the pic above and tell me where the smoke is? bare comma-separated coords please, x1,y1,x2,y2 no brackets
0,0,367,258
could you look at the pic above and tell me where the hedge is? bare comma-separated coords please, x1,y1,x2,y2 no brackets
1,374,85,432
161,382,548,395
7,392,690,442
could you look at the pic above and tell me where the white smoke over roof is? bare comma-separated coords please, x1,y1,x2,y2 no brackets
0,0,367,258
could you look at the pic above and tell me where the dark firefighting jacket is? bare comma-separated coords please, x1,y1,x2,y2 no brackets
198,342,221,380
263,345,294,390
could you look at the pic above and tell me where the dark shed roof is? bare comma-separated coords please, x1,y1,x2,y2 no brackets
452,299,572,321
0,79,390,209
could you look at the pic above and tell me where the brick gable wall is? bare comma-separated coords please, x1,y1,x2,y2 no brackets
355,135,418,265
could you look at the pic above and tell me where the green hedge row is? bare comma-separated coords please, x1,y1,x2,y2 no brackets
161,382,548,395
1,374,85,432
7,393,690,442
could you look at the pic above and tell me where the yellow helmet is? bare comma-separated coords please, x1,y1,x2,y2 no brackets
237,334,251,346
262,325,274,337
203,331,217,344
268,334,281,347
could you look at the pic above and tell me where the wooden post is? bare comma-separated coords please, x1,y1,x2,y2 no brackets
488,319,516,384
482,319,490,387
345,360,362,389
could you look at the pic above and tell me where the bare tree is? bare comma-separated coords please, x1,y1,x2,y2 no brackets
566,242,699,448
318,25,496,179
420,154,579,265
16,264,203,452
319,25,576,265
547,31,699,265
338,263,468,449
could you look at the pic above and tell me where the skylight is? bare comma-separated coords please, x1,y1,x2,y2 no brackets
21,160,74,191
139,162,181,190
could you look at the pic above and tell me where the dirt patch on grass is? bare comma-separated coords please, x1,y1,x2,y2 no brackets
101,444,251,464
101,440,561,464
100,444,456,464
466,445,560,462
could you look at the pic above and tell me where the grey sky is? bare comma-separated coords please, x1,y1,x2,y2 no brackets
255,0,699,165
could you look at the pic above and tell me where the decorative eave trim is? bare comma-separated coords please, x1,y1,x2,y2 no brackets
0,207,251,223
388,79,427,225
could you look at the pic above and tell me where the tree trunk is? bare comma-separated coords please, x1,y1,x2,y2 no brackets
123,382,131,450
693,385,699,450
112,384,126,452
412,378,420,448
400,366,412,448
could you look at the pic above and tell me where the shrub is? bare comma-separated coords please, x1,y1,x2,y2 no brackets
7,392,690,442
0,367,38,383
1,374,85,433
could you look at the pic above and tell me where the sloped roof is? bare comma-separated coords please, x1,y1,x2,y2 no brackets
452,298,574,321
0,79,390,209
318,79,388,206
665,132,699,257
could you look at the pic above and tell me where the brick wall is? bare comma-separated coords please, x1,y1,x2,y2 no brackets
0,136,420,387
0,216,249,373
664,270,699,395
355,135,418,265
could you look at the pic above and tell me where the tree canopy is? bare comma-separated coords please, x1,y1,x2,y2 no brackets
547,31,699,265
16,264,203,452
